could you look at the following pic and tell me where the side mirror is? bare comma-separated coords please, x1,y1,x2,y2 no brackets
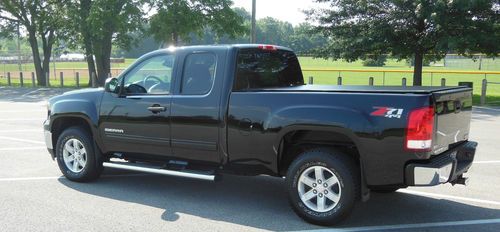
104,77,119,93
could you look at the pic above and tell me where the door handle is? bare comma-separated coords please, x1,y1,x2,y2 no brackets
147,105,166,113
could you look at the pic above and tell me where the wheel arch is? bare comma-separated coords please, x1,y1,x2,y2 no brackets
50,115,95,150
276,126,370,200
276,126,362,176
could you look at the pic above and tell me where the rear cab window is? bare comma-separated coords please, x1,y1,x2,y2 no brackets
233,48,304,91
180,53,217,95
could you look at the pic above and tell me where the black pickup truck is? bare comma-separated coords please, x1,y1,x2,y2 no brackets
44,44,477,225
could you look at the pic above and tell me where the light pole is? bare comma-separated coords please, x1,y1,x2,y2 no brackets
251,0,256,43
17,22,22,72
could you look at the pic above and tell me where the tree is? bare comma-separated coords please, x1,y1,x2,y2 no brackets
65,0,146,86
256,17,294,46
362,55,387,67
188,7,250,45
289,23,328,55
307,0,500,86
149,0,246,46
0,0,64,86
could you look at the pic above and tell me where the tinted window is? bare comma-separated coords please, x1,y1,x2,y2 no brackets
181,53,216,95
234,49,304,91
123,54,175,95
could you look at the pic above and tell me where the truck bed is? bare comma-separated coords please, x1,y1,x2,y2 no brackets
246,85,470,94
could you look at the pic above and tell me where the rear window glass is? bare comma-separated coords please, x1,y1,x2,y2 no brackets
233,49,304,91
181,53,216,95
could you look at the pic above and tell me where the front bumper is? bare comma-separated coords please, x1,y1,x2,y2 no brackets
43,120,55,159
405,141,477,186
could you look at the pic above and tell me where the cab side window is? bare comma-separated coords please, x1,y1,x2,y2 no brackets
123,54,175,95
233,49,303,91
180,53,216,95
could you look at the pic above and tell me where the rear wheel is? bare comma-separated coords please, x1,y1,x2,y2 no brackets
286,148,359,226
55,127,102,182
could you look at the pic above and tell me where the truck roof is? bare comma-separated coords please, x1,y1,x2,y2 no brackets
154,44,293,53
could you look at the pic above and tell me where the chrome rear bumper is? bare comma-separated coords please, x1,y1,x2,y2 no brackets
405,141,477,186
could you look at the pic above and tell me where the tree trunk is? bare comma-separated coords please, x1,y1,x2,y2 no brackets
93,32,113,87
41,31,54,86
27,28,46,86
413,51,423,86
94,54,110,86
41,50,51,85
85,53,97,86
83,34,96,86
172,31,179,46
80,0,96,86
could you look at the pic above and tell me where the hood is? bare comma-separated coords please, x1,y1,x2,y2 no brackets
49,87,104,106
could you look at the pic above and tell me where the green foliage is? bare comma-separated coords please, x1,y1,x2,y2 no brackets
256,17,293,46
186,9,327,55
64,0,147,85
307,0,500,85
289,23,329,55
122,35,161,58
0,0,66,86
87,0,145,50
362,55,387,67
149,0,246,46
407,56,433,67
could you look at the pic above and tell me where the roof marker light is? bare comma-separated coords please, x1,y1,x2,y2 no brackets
257,45,277,51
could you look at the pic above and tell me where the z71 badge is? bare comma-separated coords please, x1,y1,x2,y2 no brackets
370,107,404,119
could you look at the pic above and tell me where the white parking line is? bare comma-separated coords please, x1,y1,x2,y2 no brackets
21,89,45,97
0,118,45,121
0,146,46,151
0,110,44,113
474,106,500,112
0,176,61,182
0,136,45,145
399,189,500,206
0,174,152,182
474,160,500,164
0,102,47,106
298,218,500,232
0,129,43,133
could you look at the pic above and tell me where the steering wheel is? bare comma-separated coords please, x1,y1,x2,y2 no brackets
143,76,163,90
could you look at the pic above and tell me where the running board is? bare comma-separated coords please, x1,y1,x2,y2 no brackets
103,161,216,181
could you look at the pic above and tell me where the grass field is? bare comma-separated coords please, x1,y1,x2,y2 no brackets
1,57,500,105
299,57,500,105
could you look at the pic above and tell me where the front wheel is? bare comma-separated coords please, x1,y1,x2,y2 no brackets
55,127,103,182
286,148,359,226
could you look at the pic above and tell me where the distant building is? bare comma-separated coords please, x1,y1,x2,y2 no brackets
60,53,85,61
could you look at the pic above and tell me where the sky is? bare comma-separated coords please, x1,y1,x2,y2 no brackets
232,0,324,26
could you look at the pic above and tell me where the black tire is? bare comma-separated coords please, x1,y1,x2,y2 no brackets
286,148,359,226
370,186,400,193
55,126,103,182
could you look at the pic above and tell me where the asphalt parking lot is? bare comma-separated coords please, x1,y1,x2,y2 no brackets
0,86,499,232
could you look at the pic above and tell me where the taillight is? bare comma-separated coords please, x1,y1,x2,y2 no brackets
406,106,435,151
258,45,277,51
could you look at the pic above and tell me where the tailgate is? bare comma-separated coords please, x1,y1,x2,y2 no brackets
432,88,473,154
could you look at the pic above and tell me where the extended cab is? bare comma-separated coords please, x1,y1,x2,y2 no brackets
44,45,477,225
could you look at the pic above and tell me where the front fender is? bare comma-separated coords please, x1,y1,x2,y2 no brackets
50,99,99,128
